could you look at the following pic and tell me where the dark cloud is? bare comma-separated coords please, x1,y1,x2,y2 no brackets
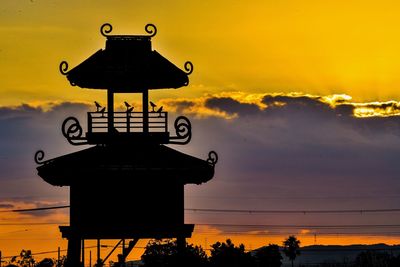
203,94,400,136
364,101,400,111
0,102,88,202
15,201,69,217
1,98,400,234
262,95,323,107
48,101,90,114
173,100,196,113
0,104,43,120
333,104,355,117
205,97,261,115
182,94,400,228
0,203,14,209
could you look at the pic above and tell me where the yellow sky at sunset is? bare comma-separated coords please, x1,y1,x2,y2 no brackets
2,0,400,106
3,0,400,263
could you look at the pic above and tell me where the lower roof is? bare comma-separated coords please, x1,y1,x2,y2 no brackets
37,144,215,186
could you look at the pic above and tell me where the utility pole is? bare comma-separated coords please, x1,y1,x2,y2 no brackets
97,239,101,266
57,247,60,267
82,239,85,267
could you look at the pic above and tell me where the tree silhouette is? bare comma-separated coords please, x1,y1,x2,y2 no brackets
55,255,66,267
283,236,300,267
10,250,35,267
182,242,208,267
35,258,54,267
255,244,282,267
5,251,59,267
141,239,208,267
209,239,255,267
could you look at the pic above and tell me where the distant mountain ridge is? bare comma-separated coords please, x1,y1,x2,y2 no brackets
127,243,400,267
302,243,400,251
278,243,400,266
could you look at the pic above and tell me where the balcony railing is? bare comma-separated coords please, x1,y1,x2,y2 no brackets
87,111,168,133
61,112,191,145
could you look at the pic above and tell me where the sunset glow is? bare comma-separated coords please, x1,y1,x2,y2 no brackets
1,0,400,265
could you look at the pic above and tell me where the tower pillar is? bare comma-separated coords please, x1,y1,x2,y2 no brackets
142,90,149,133
65,235,81,267
107,90,114,132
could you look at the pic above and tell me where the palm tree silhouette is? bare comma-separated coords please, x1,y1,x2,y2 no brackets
283,235,301,267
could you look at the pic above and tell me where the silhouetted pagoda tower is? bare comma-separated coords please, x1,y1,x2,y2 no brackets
34,24,217,267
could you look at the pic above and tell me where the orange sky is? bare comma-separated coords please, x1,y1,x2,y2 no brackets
1,207,399,263
1,0,400,263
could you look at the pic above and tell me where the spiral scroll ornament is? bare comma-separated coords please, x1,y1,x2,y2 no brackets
59,61,69,75
169,116,192,145
207,151,218,167
61,117,88,145
145,24,157,37
34,150,46,165
59,61,76,86
100,23,113,37
184,61,194,75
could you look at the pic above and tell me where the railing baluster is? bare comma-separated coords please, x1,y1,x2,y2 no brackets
165,112,168,132
88,111,168,134
127,112,130,133
88,113,92,133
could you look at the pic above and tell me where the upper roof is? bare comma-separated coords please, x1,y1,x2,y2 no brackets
60,24,193,92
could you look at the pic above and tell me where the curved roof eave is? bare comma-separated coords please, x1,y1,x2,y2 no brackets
65,50,189,91
37,145,214,186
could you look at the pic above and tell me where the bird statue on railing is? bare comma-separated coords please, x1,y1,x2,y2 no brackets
94,101,102,112
156,106,163,117
99,107,106,118
150,101,157,112
127,107,134,117
124,101,131,109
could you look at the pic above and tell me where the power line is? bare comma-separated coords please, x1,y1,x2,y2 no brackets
195,223,400,229
0,222,68,226
192,230,400,237
0,205,70,213
4,205,400,214
1,245,119,259
3,222,400,229
186,208,400,214
187,195,400,200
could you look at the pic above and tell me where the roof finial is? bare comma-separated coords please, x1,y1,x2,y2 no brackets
100,23,113,37
145,24,157,37
101,23,156,38
59,61,69,75
34,150,45,165
184,61,193,75
207,151,218,167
